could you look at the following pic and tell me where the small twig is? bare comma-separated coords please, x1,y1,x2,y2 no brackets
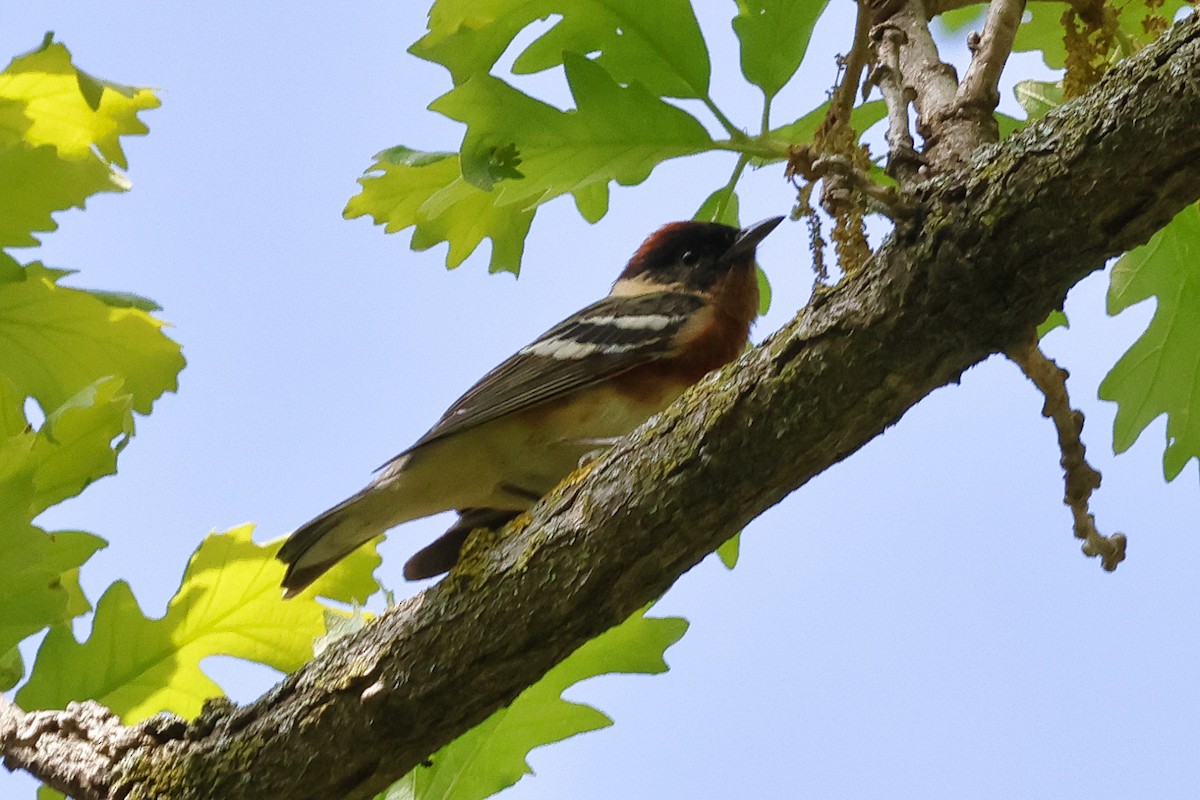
867,23,925,184
871,0,989,172
956,0,1027,134
1008,336,1127,571
811,155,921,220
826,0,877,135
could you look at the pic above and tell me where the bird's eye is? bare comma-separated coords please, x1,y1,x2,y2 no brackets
681,250,700,266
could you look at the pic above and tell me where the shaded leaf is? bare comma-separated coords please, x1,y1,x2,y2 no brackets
732,0,830,101
1013,0,1189,70
1015,79,1064,120
381,606,687,800
716,532,741,569
1037,310,1069,338
431,54,712,212
1099,204,1200,480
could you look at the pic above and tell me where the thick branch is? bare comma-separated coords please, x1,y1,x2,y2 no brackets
8,13,1200,800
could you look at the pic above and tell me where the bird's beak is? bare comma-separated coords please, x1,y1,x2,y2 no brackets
721,216,785,264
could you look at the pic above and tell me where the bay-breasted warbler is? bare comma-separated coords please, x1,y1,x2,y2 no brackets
278,216,783,596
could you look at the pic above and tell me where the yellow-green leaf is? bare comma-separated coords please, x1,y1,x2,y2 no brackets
0,40,157,167
412,0,710,99
18,525,381,722
0,38,158,247
345,149,535,274
0,262,184,415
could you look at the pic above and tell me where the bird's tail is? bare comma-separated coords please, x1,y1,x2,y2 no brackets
277,488,397,598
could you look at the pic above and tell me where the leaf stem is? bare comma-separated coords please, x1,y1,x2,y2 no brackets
703,97,743,139
714,154,750,222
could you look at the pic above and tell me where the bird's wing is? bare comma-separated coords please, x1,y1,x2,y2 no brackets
393,291,706,457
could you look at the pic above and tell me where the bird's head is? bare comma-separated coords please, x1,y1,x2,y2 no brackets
613,216,784,295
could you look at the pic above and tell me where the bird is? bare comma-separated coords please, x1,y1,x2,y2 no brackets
277,216,784,597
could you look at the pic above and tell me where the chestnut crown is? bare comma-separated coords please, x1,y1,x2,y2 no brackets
617,216,783,290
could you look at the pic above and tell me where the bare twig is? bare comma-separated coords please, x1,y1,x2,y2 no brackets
957,0,1027,133
1008,336,1127,571
826,0,877,135
811,154,921,220
867,22,925,184
871,0,990,171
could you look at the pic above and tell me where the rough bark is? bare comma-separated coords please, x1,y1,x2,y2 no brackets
6,12,1200,800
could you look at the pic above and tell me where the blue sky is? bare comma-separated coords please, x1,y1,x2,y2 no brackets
3,3,1198,798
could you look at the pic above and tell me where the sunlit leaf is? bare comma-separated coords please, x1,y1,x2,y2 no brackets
412,0,710,99
0,38,158,247
18,525,381,723
345,149,535,275
0,262,184,415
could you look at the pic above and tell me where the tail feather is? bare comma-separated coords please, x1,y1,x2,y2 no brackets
278,489,396,598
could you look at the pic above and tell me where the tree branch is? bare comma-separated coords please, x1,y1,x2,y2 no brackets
1007,337,1127,570
872,0,980,171
0,695,164,800
7,13,1200,800
956,0,1027,133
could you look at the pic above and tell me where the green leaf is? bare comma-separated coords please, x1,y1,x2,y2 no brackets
431,54,712,214
345,148,535,275
0,40,157,167
412,0,711,99
0,262,184,415
0,376,124,664
1099,204,1200,480
766,99,887,162
86,289,163,313
716,532,741,569
1014,80,1064,120
0,523,104,675
381,606,687,800
1037,310,1069,338
0,143,124,248
0,39,158,247
0,646,22,692
694,186,740,226
18,525,381,722
8,377,136,518
935,5,986,33
995,112,1024,139
732,0,830,101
